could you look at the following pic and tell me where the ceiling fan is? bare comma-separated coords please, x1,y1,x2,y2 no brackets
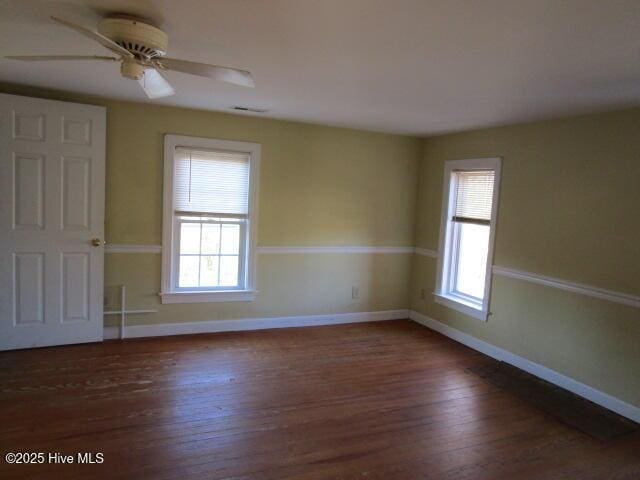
5,15,255,99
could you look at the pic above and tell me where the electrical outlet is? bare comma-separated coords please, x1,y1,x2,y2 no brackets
420,288,426,300
351,286,360,299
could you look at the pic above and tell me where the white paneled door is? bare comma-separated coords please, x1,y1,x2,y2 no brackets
0,94,106,350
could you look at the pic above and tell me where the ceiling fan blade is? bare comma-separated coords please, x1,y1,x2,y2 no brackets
138,68,175,99
6,55,118,62
51,16,133,58
158,57,254,87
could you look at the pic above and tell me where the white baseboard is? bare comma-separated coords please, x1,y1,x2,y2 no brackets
104,309,409,340
409,310,640,424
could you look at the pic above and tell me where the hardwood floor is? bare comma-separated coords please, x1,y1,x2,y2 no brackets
1,320,638,479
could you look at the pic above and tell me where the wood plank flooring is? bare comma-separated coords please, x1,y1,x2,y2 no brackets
1,320,639,479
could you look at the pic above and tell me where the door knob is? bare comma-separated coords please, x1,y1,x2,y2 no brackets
91,238,103,247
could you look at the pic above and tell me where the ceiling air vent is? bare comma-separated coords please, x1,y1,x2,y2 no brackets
231,106,269,113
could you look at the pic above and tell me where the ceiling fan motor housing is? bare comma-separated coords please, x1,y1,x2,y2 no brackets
98,17,168,58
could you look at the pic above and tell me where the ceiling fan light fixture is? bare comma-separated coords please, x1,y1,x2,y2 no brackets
120,59,144,80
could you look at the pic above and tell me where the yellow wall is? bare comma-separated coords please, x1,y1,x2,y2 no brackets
2,82,638,408
108,253,412,324
412,109,640,407
0,82,420,326
105,100,420,248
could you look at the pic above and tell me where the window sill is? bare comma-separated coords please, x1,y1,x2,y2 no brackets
159,290,257,304
433,292,488,321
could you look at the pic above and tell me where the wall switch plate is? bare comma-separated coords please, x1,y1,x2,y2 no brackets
352,286,360,299
420,288,426,300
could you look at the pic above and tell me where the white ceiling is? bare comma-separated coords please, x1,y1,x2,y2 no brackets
1,0,640,135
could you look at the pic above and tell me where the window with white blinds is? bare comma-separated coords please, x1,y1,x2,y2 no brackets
436,158,501,321
453,170,495,225
174,147,250,217
161,135,260,303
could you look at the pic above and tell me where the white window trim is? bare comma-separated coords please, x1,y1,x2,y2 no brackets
160,134,260,304
435,157,502,321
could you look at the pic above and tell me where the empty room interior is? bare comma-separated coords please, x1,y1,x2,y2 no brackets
1,1,639,478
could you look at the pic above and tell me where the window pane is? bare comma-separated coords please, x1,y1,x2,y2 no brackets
201,223,221,254
179,255,200,287
180,223,201,254
220,224,240,254
199,256,220,287
454,223,490,299
219,256,239,286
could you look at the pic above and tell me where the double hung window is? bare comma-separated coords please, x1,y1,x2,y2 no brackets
161,135,260,304
435,158,501,320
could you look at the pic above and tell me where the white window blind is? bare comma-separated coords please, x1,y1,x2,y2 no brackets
453,170,495,225
174,147,250,217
